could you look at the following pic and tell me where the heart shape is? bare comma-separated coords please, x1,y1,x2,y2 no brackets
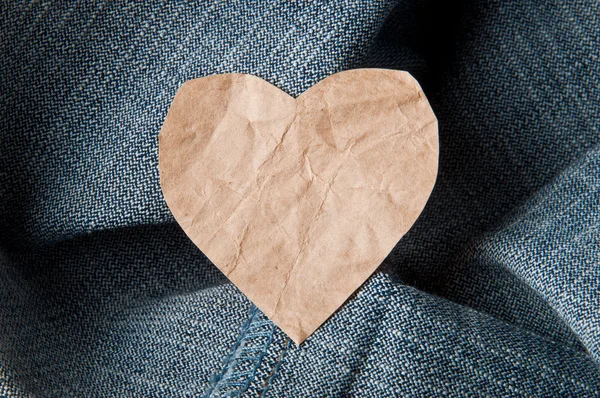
159,69,438,344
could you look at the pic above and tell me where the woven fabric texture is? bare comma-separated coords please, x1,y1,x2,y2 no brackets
1,1,598,396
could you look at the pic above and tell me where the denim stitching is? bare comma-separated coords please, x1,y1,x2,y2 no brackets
205,309,278,397
236,328,276,397
203,305,259,397
259,337,291,398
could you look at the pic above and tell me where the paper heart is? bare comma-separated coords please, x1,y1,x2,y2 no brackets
159,69,438,344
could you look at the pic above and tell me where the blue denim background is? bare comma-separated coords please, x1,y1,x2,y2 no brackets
1,0,599,396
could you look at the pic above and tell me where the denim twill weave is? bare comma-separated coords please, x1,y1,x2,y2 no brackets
1,0,599,396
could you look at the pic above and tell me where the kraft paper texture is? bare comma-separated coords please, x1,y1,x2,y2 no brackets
158,69,438,344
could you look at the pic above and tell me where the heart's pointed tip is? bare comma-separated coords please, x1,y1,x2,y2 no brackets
290,334,306,346
289,334,306,346
277,324,310,346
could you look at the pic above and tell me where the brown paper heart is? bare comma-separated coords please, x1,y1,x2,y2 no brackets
158,69,438,344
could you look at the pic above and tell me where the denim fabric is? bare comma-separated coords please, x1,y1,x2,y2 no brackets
1,0,599,397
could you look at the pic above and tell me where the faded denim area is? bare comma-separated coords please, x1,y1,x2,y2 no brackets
1,1,599,397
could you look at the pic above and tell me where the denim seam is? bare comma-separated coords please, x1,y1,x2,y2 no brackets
203,305,259,397
259,336,291,398
236,326,277,397
204,307,284,397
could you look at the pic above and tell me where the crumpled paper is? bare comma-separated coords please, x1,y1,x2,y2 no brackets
158,69,438,344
